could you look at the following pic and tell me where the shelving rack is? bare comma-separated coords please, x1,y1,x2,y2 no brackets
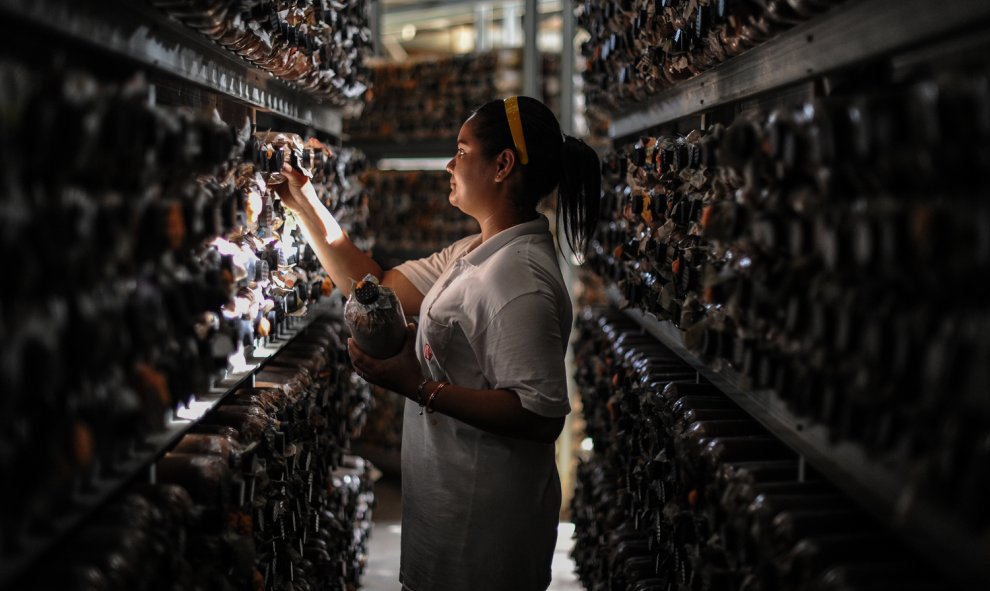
607,288,990,587
588,0,990,588
0,0,343,137
608,0,990,139
0,0,367,587
0,297,344,589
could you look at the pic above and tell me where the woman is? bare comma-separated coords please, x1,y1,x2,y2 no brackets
276,96,600,591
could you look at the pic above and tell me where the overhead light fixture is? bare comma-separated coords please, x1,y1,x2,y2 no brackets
401,23,417,41
452,26,474,53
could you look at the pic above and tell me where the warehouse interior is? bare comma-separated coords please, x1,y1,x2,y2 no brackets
1,0,990,590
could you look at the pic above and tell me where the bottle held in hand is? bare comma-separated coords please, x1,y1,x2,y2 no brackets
344,274,407,359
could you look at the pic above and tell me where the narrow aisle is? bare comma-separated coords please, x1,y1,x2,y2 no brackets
548,522,581,590
361,477,583,590
363,476,403,591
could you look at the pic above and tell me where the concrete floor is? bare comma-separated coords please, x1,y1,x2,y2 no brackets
360,476,583,591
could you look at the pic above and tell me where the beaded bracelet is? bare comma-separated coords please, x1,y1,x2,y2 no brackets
422,381,450,415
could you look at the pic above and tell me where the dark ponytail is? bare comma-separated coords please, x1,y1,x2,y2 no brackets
469,96,601,259
558,134,601,259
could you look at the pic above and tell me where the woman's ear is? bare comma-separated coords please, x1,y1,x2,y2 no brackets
494,148,516,183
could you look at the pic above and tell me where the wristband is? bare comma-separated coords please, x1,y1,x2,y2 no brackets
414,377,430,406
422,381,450,415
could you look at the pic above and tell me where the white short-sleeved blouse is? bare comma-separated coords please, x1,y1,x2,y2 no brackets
393,215,572,591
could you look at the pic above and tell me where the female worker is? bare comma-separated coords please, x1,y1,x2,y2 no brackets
276,95,600,591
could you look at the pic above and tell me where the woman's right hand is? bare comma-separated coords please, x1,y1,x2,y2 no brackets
272,163,314,214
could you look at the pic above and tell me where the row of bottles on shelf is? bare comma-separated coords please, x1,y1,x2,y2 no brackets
0,59,374,562
148,0,372,104
345,51,562,142
570,307,948,590
345,52,501,142
586,64,990,536
361,170,479,260
577,0,848,112
15,316,375,591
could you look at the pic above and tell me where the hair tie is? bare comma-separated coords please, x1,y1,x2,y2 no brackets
503,96,529,165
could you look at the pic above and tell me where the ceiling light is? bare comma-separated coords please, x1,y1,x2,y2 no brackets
452,26,474,53
401,23,417,41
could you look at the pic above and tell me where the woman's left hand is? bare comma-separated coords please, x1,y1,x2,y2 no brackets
348,323,423,399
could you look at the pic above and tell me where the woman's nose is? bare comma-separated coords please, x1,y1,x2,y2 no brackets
445,158,455,173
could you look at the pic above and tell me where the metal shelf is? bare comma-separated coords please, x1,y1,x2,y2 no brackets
0,296,345,590
0,0,342,137
604,287,990,588
609,0,990,139
350,137,457,160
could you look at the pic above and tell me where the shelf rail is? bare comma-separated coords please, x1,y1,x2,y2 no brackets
608,0,990,139
0,0,342,137
604,287,990,588
0,297,345,589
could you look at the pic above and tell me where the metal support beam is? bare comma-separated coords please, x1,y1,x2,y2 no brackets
475,3,492,51
560,0,575,134
523,0,540,98
504,3,521,46
370,0,383,56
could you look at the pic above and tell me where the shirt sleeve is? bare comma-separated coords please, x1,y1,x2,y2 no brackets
472,292,572,418
393,234,480,296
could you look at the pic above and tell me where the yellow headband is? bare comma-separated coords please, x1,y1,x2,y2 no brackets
503,96,529,165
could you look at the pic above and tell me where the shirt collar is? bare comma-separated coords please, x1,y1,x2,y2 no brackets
463,215,550,266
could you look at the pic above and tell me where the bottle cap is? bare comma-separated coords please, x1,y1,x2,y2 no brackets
353,279,381,305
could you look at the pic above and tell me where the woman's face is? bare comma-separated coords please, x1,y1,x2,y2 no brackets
445,117,498,218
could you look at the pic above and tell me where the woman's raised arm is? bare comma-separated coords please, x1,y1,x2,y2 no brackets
274,165,426,316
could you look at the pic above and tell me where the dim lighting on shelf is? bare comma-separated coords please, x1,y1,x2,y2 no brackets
175,397,214,421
